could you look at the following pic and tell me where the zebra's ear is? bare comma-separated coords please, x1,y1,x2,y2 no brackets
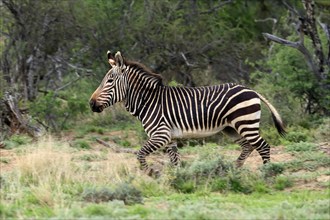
107,51,116,67
115,51,125,68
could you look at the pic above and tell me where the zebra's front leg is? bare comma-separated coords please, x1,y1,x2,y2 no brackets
165,141,181,166
137,134,170,175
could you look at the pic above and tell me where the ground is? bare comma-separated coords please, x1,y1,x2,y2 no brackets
0,130,329,219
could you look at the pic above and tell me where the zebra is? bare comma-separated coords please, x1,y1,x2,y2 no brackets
89,51,286,173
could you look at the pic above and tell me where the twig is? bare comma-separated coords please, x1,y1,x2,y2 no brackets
180,52,195,67
96,138,138,154
199,0,233,14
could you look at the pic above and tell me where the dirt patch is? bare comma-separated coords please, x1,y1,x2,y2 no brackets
221,146,294,170
319,142,330,155
0,149,17,173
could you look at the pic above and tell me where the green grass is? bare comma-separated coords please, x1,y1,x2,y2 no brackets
2,190,328,219
0,136,329,219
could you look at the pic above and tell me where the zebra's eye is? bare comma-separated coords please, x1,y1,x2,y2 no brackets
107,78,114,83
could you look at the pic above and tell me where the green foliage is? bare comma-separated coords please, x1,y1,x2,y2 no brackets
3,135,32,149
261,163,285,178
251,38,329,117
29,92,86,132
82,183,143,205
170,155,267,194
285,131,310,143
285,142,317,152
260,127,285,146
285,152,330,172
273,176,293,190
71,140,91,150
313,118,330,142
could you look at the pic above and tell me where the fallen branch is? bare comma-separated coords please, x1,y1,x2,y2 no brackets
2,92,42,138
96,138,138,154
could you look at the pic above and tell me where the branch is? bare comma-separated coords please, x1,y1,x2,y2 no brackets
263,33,322,80
55,76,82,92
303,0,325,74
180,52,195,67
96,138,138,154
281,0,301,16
199,0,234,14
263,33,299,47
319,21,330,67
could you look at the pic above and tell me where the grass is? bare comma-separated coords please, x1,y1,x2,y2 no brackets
0,136,329,219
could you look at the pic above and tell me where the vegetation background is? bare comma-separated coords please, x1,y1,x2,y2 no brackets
0,0,329,219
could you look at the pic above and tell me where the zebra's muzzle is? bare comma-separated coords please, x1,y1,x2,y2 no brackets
89,99,104,113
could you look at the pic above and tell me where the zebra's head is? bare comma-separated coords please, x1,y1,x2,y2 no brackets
89,51,127,113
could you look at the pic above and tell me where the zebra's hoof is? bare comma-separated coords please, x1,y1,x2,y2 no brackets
235,161,244,168
145,167,161,178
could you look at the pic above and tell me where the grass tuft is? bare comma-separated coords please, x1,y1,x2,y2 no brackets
82,183,143,205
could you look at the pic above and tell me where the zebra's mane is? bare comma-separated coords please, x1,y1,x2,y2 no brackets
125,60,163,85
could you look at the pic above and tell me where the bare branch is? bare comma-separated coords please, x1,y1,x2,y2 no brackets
319,21,330,66
180,52,195,67
199,0,234,14
281,0,301,16
262,33,321,79
55,76,82,92
255,18,277,24
302,0,325,74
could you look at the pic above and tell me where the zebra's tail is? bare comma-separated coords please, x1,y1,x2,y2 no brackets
257,92,286,137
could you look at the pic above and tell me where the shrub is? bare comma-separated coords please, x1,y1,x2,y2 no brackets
273,176,293,190
170,155,267,194
285,131,310,143
3,135,32,149
285,142,316,152
261,163,285,178
71,140,91,150
171,156,232,193
313,118,330,142
82,183,143,205
227,171,253,194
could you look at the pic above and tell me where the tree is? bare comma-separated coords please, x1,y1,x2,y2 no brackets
262,0,330,114
0,0,91,135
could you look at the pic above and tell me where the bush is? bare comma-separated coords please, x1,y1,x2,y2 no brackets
285,131,310,143
170,155,268,194
3,135,32,149
313,118,330,142
171,156,232,193
285,142,317,152
71,140,91,150
261,163,285,178
82,183,143,205
273,176,293,190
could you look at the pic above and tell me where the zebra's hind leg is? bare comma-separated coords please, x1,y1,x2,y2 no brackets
165,141,181,166
253,137,271,164
235,137,254,168
243,135,271,165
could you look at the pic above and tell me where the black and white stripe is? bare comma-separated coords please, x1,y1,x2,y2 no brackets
90,51,286,171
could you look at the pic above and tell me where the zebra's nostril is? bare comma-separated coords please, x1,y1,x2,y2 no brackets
89,99,103,112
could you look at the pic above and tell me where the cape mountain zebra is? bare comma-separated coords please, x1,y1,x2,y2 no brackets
90,51,286,173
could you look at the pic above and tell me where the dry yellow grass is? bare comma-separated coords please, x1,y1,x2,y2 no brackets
2,136,159,188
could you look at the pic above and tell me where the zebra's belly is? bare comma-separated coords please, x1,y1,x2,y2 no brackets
170,127,224,139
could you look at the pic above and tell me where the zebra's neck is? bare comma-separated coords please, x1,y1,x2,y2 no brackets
124,69,162,118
